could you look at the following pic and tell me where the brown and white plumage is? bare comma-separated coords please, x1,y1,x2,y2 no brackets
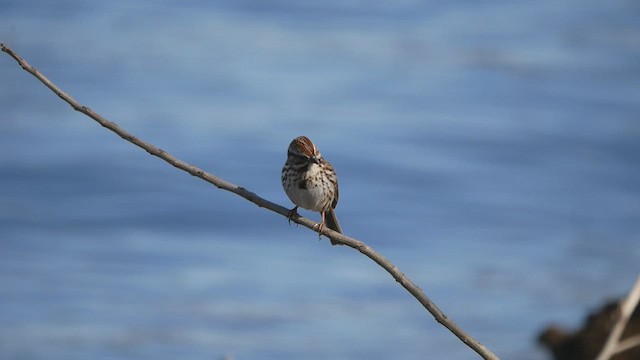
281,136,342,244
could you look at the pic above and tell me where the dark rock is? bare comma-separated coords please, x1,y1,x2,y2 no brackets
537,299,640,360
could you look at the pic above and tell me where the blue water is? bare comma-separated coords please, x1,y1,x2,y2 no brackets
1,1,639,359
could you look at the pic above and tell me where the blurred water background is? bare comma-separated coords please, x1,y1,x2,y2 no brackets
1,1,639,359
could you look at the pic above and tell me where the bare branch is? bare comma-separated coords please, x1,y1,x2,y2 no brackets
596,275,640,360
1,42,499,360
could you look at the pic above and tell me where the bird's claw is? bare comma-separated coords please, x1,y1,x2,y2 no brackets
313,221,325,239
286,206,300,226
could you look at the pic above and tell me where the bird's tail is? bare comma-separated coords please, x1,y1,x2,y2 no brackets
325,209,342,245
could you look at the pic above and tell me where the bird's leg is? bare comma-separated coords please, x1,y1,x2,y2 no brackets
313,211,326,239
287,206,300,226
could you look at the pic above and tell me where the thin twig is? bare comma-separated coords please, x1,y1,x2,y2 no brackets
1,42,499,360
596,275,640,360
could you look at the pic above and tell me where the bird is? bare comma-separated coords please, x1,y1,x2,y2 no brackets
281,136,342,245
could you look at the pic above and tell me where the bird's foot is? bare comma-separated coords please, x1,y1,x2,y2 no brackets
313,220,325,240
286,206,300,226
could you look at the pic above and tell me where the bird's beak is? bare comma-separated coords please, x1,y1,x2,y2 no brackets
310,156,320,164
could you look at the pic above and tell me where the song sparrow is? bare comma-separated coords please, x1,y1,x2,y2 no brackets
281,136,342,245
